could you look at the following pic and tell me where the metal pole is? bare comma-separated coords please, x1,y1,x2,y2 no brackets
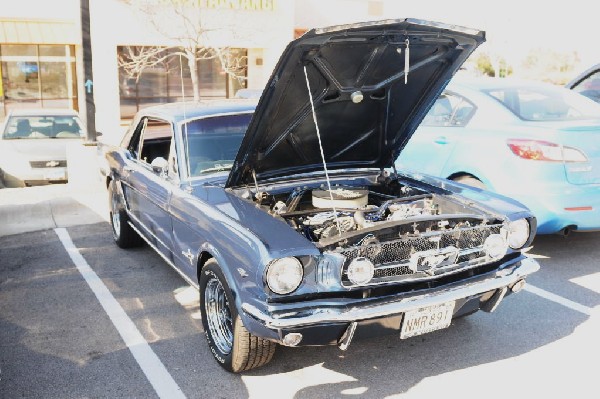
80,0,96,142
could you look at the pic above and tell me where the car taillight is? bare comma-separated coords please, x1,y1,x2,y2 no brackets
507,139,587,162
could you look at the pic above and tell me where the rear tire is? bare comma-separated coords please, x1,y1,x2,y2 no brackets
453,175,486,190
200,260,276,373
108,180,142,248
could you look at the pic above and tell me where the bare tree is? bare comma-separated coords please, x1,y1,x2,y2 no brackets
118,0,248,101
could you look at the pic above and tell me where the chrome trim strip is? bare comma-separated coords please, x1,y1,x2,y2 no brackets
127,221,199,290
242,257,539,329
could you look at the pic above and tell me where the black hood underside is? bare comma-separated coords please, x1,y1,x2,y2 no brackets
227,18,485,188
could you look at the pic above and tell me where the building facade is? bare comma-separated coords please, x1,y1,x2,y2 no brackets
0,1,81,119
0,0,294,141
0,0,389,141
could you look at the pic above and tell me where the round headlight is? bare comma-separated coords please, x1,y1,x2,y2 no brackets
346,257,375,285
266,257,303,295
507,219,530,249
483,234,508,260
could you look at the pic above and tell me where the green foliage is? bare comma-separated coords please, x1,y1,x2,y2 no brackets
473,53,512,78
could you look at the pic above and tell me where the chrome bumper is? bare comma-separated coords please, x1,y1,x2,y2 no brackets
242,257,540,330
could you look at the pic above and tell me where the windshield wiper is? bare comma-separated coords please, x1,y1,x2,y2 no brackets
199,164,233,173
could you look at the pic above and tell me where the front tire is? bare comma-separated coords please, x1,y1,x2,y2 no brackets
200,260,276,372
108,180,142,248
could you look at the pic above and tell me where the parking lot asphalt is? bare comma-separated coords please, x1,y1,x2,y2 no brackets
1,186,599,398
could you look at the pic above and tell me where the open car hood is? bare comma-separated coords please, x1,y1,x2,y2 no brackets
226,19,485,188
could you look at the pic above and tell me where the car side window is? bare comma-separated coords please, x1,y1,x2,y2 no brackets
139,118,173,166
127,119,146,158
572,70,600,103
422,93,475,127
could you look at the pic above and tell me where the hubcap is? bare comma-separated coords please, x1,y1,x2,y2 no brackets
205,277,233,354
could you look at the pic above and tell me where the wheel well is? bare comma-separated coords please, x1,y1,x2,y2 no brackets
197,251,213,280
447,172,478,182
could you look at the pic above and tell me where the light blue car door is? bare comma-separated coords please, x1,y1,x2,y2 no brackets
396,92,475,177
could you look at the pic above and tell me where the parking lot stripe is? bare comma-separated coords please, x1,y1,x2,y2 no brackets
55,228,186,399
525,284,593,316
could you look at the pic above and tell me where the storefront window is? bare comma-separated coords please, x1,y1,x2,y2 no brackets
2,61,40,101
167,55,194,98
1,44,37,57
0,44,77,117
117,46,247,119
199,57,227,98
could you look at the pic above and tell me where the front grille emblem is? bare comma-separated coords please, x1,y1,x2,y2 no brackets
46,161,60,167
409,246,459,276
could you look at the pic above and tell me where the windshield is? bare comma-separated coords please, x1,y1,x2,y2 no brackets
484,85,600,121
2,115,84,139
182,113,252,177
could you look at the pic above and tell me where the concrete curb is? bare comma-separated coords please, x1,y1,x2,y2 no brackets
0,183,108,237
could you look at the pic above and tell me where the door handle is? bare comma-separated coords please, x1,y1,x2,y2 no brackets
434,136,449,145
124,166,135,173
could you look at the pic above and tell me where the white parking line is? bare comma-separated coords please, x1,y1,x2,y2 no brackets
55,228,186,399
525,284,594,316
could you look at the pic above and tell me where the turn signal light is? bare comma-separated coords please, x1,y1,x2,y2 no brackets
507,139,587,162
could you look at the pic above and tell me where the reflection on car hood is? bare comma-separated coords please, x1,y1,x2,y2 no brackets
226,18,485,188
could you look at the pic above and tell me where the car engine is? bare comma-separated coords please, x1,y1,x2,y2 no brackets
259,178,499,247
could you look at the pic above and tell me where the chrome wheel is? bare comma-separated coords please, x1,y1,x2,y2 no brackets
111,190,121,238
205,276,234,354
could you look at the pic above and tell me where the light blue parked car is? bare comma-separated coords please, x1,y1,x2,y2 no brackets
396,77,600,235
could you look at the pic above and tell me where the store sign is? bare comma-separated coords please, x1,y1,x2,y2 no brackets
161,0,277,11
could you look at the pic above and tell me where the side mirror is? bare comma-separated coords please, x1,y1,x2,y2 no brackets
95,131,103,137
150,157,169,176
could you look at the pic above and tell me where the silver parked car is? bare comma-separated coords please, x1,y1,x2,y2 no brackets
0,109,86,187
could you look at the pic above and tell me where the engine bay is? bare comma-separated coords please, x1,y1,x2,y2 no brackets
255,176,499,248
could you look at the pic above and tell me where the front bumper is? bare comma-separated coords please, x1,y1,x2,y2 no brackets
242,256,539,346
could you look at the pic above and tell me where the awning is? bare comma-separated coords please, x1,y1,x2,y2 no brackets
0,18,79,45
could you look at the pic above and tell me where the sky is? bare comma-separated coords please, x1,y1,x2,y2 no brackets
296,0,597,79
1,0,595,76
383,1,596,74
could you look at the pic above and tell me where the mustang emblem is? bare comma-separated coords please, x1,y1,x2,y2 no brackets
182,249,195,265
410,246,459,276
421,254,447,268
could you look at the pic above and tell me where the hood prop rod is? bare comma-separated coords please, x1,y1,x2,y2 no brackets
404,38,410,84
303,65,342,236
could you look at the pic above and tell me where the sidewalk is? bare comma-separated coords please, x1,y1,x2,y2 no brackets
0,181,108,237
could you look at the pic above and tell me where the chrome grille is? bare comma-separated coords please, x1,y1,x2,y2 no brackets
335,224,503,286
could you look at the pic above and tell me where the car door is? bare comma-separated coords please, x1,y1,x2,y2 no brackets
120,116,176,260
396,92,475,177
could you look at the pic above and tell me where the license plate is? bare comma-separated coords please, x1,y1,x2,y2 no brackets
400,301,455,339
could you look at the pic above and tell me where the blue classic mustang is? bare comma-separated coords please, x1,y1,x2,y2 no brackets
106,19,540,372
